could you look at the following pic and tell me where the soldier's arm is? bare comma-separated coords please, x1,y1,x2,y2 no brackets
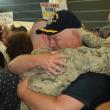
82,31,106,48
17,79,84,110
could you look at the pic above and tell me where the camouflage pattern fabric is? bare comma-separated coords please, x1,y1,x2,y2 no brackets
20,31,110,110
99,25,110,38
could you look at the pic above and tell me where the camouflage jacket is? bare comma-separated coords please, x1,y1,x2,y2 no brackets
99,25,110,38
20,31,110,110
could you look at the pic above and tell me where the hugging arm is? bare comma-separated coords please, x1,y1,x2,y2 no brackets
8,51,66,75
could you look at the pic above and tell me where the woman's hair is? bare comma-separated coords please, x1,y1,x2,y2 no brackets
6,32,33,60
11,26,27,32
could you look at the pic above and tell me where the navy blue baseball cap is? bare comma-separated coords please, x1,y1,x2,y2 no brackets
36,10,81,35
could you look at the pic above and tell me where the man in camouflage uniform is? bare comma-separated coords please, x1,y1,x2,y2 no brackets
16,10,110,110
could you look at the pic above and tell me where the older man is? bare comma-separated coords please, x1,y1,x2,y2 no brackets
16,10,110,110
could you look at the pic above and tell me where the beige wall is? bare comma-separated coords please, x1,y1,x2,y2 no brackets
13,21,34,31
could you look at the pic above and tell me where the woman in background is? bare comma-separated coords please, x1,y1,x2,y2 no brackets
0,32,33,110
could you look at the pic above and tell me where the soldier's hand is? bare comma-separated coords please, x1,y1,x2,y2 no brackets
38,51,67,75
17,79,29,98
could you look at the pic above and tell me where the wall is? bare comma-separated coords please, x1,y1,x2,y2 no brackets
0,0,48,21
0,0,110,29
67,0,110,29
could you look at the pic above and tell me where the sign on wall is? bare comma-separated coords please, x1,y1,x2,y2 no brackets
0,11,13,26
49,0,67,10
40,1,68,19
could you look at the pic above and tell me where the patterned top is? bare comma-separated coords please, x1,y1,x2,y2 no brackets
0,68,20,110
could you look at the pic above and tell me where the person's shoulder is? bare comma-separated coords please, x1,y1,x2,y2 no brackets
81,29,94,39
